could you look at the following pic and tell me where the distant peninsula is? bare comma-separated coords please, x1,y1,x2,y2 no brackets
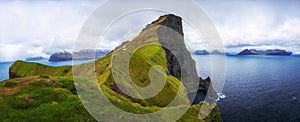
49,49,110,62
237,49,292,56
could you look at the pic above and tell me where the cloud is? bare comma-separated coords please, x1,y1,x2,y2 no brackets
96,10,169,50
195,0,300,52
0,43,45,61
1,0,300,61
0,1,102,61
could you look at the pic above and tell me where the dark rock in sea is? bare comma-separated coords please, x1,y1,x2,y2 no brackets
193,50,209,55
190,77,218,104
49,50,110,62
237,49,292,56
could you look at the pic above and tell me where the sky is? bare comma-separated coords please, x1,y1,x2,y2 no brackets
0,0,300,61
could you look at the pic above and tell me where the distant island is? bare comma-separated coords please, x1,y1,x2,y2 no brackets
193,49,226,55
25,56,46,61
193,49,292,56
210,50,224,55
237,49,292,56
193,50,209,55
49,49,110,62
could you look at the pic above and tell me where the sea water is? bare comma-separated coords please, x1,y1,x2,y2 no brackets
193,55,300,122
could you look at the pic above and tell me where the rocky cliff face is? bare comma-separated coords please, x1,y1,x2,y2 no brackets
162,15,209,94
9,67,21,79
150,15,200,92
139,14,216,100
155,14,184,79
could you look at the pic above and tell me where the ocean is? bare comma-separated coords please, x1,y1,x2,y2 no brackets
193,55,300,122
1,56,300,121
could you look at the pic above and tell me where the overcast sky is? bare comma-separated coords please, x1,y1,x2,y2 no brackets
1,0,300,61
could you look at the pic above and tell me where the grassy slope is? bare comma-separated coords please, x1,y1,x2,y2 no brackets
0,76,96,122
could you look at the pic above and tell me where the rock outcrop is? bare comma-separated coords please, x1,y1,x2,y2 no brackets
199,77,217,97
9,68,21,79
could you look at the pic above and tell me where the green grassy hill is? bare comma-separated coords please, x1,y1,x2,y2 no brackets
9,60,72,78
3,14,222,121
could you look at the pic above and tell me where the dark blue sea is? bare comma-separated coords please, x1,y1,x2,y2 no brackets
193,55,300,122
1,56,300,121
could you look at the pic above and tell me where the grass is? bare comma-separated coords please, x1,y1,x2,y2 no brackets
0,76,96,122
